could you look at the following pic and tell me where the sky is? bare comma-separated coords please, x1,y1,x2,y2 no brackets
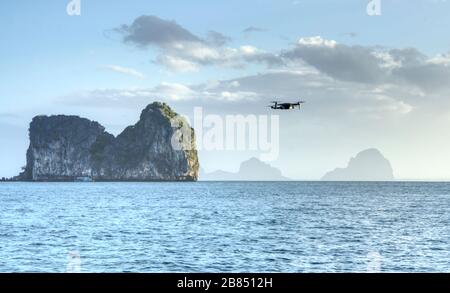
1,0,450,180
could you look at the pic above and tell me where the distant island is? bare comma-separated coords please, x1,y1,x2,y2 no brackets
14,102,199,182
321,148,394,181
201,158,290,181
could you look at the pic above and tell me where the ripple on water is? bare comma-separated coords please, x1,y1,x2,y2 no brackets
0,182,450,272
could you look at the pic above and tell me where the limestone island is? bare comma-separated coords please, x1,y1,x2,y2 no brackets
15,102,199,182
321,148,394,181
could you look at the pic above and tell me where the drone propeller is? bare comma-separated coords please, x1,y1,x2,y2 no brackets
296,101,305,110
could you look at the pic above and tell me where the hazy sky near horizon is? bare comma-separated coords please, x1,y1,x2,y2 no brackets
1,0,450,180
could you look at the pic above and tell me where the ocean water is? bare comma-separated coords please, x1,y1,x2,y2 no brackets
0,182,449,272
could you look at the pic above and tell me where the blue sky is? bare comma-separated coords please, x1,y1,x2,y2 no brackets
1,0,449,102
1,0,450,179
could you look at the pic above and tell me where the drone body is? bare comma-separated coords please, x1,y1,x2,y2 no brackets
269,101,305,110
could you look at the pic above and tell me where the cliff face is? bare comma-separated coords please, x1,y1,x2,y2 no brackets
18,102,199,181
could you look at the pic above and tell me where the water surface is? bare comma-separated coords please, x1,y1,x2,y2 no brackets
0,182,449,272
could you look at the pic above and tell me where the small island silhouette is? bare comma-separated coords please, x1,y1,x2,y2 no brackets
201,158,290,181
321,148,394,181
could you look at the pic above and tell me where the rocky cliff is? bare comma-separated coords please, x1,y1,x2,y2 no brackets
18,102,199,181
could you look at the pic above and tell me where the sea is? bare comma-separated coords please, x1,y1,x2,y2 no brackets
0,181,449,272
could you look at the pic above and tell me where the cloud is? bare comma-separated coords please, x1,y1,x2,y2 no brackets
62,69,416,119
77,28,450,119
102,65,145,79
156,55,199,72
116,15,280,72
243,26,268,34
297,36,337,48
152,82,196,101
347,94,414,117
389,50,450,92
341,32,358,38
394,63,450,92
61,80,259,108
281,36,450,94
206,31,232,46
116,15,201,48
282,36,387,84
116,22,450,92
75,82,197,104
115,17,450,90
427,53,450,65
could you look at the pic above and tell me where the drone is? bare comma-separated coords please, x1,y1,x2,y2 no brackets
268,101,305,110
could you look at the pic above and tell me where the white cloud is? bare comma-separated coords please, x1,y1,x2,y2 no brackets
102,65,145,79
298,36,337,48
218,91,258,102
152,82,196,101
240,45,258,55
371,51,402,69
73,29,450,122
156,55,199,72
62,80,258,107
118,15,282,72
375,96,414,115
427,53,450,65
203,80,221,90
